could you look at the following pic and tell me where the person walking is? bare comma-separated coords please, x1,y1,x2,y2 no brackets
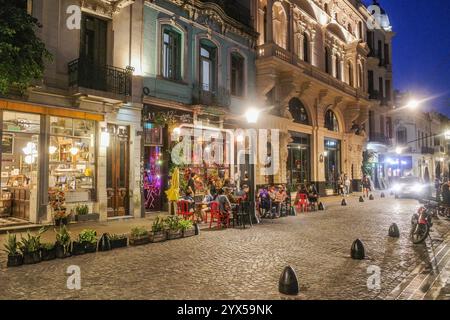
362,175,371,198
344,174,351,197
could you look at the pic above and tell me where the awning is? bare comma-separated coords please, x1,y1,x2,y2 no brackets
0,99,104,121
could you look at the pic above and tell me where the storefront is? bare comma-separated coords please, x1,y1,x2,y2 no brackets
287,132,311,189
0,100,103,224
324,138,341,191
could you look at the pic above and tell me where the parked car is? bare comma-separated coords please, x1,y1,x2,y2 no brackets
391,176,427,199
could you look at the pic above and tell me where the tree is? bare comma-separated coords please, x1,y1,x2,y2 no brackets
0,0,51,95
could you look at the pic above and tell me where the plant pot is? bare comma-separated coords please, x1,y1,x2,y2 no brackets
75,213,100,222
182,228,196,238
149,231,167,243
55,217,69,226
84,242,97,253
23,251,41,264
110,238,128,249
55,243,71,259
72,241,86,255
41,247,56,261
167,229,182,240
7,254,23,267
129,236,150,246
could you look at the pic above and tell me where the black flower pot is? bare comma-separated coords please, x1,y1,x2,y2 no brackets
41,248,56,261
7,254,23,267
110,238,128,249
55,243,71,259
72,241,86,255
84,242,97,254
23,251,41,265
129,236,150,246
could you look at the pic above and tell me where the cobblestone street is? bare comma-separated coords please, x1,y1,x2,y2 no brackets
1,195,450,300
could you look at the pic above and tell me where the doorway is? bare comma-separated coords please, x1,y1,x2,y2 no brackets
106,124,129,217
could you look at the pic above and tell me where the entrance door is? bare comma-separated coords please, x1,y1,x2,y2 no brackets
106,124,129,217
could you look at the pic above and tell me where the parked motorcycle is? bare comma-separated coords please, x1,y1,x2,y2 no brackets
410,202,434,244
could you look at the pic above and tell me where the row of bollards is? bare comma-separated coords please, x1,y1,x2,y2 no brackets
279,221,402,296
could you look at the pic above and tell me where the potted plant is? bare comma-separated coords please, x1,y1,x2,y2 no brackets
165,216,182,240
55,225,71,258
149,216,167,243
40,243,56,261
74,204,99,222
109,234,128,249
19,228,47,265
49,190,69,226
73,229,97,255
129,227,149,246
179,219,195,238
2,232,23,267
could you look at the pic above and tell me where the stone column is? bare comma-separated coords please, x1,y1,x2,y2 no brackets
266,0,274,43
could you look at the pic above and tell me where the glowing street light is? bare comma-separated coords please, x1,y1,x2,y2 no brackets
245,108,260,124
405,99,419,110
395,146,402,155
445,130,450,140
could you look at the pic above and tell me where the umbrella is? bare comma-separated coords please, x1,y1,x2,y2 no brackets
165,167,180,201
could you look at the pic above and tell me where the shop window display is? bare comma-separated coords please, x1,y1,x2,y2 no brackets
1,111,41,221
48,116,96,203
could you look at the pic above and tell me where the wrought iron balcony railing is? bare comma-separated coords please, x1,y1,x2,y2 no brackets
369,132,392,145
421,146,435,155
68,58,133,96
192,84,231,107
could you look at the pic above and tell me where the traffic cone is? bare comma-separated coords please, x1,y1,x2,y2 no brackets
279,266,299,295
351,239,365,260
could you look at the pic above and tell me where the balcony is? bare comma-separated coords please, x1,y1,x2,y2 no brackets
421,146,435,155
369,132,392,145
257,43,366,99
192,85,231,107
68,58,133,97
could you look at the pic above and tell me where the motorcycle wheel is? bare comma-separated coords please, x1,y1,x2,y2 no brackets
410,222,429,244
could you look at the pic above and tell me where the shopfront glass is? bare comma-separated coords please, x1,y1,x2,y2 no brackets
324,138,341,191
48,116,96,204
1,111,41,221
287,133,310,189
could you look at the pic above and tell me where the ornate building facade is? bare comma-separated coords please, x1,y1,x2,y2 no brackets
250,0,372,194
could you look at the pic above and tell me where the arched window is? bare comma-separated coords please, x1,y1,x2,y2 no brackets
162,25,182,81
303,33,309,63
348,62,354,87
289,98,309,125
257,0,268,45
325,47,331,74
273,2,287,49
335,54,340,80
325,109,339,132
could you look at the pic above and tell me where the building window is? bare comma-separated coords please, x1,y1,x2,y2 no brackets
162,27,182,81
288,98,309,125
325,47,331,74
303,33,309,63
287,132,311,188
199,39,217,92
324,139,341,190
397,127,407,145
348,62,354,87
325,109,339,132
230,52,245,97
272,2,287,49
358,21,363,40
324,3,330,15
335,55,340,80
347,23,352,34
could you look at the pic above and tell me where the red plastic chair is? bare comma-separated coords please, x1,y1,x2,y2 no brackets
209,201,230,229
296,193,309,213
177,200,194,221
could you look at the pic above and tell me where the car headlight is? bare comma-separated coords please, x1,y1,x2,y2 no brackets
392,184,401,192
413,183,424,192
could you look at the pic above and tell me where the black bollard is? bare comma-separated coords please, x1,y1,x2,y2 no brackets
341,198,347,206
194,223,200,236
351,239,365,260
279,266,299,295
369,194,374,200
359,196,364,203
318,202,325,211
388,223,400,238
98,233,111,252
380,192,385,198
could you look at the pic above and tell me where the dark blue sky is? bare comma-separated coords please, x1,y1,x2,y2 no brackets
363,0,450,115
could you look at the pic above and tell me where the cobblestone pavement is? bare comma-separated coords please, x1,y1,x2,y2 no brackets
1,195,450,300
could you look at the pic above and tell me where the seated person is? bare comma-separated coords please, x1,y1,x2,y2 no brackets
273,185,287,217
307,183,319,210
181,189,195,213
216,188,232,225
200,189,214,222
236,184,250,201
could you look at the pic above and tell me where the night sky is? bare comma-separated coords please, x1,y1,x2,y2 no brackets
363,0,450,116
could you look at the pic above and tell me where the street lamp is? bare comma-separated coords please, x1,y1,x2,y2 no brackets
245,108,260,124
395,146,402,155
405,99,419,110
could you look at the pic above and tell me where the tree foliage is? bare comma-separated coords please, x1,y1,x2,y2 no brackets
0,0,51,95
